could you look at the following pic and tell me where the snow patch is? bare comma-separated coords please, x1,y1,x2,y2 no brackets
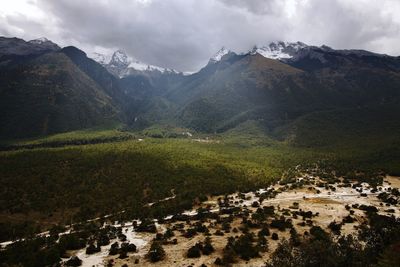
28,37,50,44
209,46,230,63
88,49,180,76
109,50,130,67
251,41,308,60
89,52,112,65
128,60,166,72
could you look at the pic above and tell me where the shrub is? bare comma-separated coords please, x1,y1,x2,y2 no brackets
146,241,165,262
272,233,279,240
310,226,329,241
202,237,215,255
109,242,120,255
187,245,201,258
121,242,136,253
86,243,100,254
328,221,342,235
214,257,223,265
65,256,82,267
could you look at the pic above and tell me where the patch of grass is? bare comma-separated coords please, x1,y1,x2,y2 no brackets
1,124,127,145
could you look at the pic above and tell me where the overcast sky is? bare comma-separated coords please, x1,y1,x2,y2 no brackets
1,0,400,71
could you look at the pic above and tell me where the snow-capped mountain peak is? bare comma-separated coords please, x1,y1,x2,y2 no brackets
0,36,60,57
128,60,164,72
28,37,51,44
209,46,230,63
208,42,309,64
251,41,308,60
26,37,60,51
88,49,180,78
89,52,111,65
109,50,130,68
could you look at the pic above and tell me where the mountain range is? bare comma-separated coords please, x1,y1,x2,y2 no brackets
89,49,180,78
1,36,399,143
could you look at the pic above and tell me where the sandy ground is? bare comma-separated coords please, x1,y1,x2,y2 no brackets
1,174,392,267
95,175,399,267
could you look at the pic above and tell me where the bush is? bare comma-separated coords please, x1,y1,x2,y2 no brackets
252,201,260,207
258,225,270,236
310,226,329,241
215,229,224,236
119,250,128,259
267,240,295,267
146,241,165,262
65,256,82,266
328,221,342,235
272,233,279,240
214,257,223,265
86,243,100,254
257,235,269,252
289,228,301,247
202,237,215,255
136,219,157,233
270,217,292,231
187,245,201,258
342,215,355,224
224,233,259,261
121,242,136,253
109,242,119,255
97,233,110,246
222,246,237,265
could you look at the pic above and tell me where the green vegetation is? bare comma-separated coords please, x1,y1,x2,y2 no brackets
0,137,307,241
267,213,400,267
0,125,398,266
0,51,121,139
146,241,165,262
0,125,130,147
277,106,400,148
0,112,399,266
1,123,399,241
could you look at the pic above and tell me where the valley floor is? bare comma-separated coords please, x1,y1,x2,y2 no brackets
56,175,399,267
0,129,400,267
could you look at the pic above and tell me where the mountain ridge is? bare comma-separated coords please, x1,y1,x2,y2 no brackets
1,35,400,141
89,49,181,78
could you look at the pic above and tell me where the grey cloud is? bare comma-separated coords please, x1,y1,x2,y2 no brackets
34,0,288,71
288,0,400,51
1,0,400,71
217,0,282,15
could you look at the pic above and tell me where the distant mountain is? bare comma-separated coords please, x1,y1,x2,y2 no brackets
89,50,180,78
1,36,399,141
90,52,111,65
133,42,400,133
28,37,60,51
208,42,308,64
212,41,394,65
209,47,231,63
250,41,308,60
0,37,123,138
89,50,186,126
0,36,60,57
61,46,130,112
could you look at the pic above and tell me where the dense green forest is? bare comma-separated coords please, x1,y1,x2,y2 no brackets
0,106,399,266
1,122,399,242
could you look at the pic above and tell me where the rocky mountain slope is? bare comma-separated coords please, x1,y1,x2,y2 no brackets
123,42,400,135
0,36,60,57
0,37,123,138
